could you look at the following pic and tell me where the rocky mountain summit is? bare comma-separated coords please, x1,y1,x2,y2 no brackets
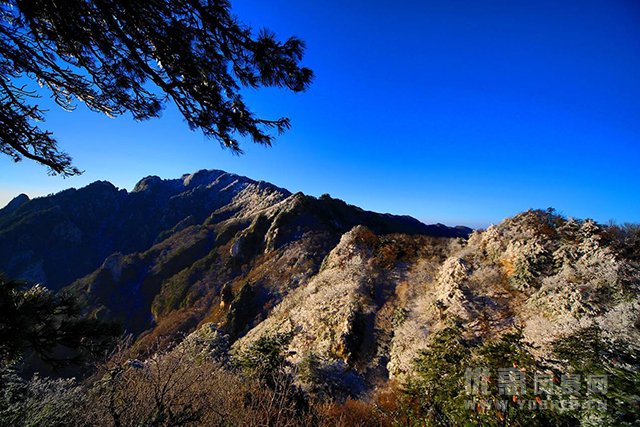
0,170,294,290
1,171,638,407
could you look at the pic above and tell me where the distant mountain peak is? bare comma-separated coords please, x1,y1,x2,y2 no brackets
132,175,164,193
132,169,263,195
181,169,227,187
0,193,30,213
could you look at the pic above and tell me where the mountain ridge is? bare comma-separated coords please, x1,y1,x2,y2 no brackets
0,170,637,410
0,168,471,342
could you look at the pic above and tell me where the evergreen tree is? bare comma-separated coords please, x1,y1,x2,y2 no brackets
0,0,313,175
405,320,473,426
552,325,640,426
406,325,579,426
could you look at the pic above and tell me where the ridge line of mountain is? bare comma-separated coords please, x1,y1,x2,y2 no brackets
0,169,472,293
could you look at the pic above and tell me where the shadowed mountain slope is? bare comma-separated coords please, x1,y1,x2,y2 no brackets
0,170,292,290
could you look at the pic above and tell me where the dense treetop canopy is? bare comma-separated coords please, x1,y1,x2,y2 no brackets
0,0,313,175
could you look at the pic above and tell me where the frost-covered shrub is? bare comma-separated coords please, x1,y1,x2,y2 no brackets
436,257,469,300
0,368,85,427
502,239,550,290
529,275,596,317
177,322,230,364
298,351,323,385
391,307,408,328
235,331,295,387
534,218,632,314
388,306,431,378
472,211,561,291
478,225,505,262
468,264,504,289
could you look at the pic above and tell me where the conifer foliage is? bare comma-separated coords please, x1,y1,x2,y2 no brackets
0,0,313,175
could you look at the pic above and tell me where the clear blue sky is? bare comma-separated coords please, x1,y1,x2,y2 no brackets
1,0,639,228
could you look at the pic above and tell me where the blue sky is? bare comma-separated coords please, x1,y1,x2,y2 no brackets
1,0,639,228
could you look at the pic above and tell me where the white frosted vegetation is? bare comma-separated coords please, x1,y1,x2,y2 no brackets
233,226,375,366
